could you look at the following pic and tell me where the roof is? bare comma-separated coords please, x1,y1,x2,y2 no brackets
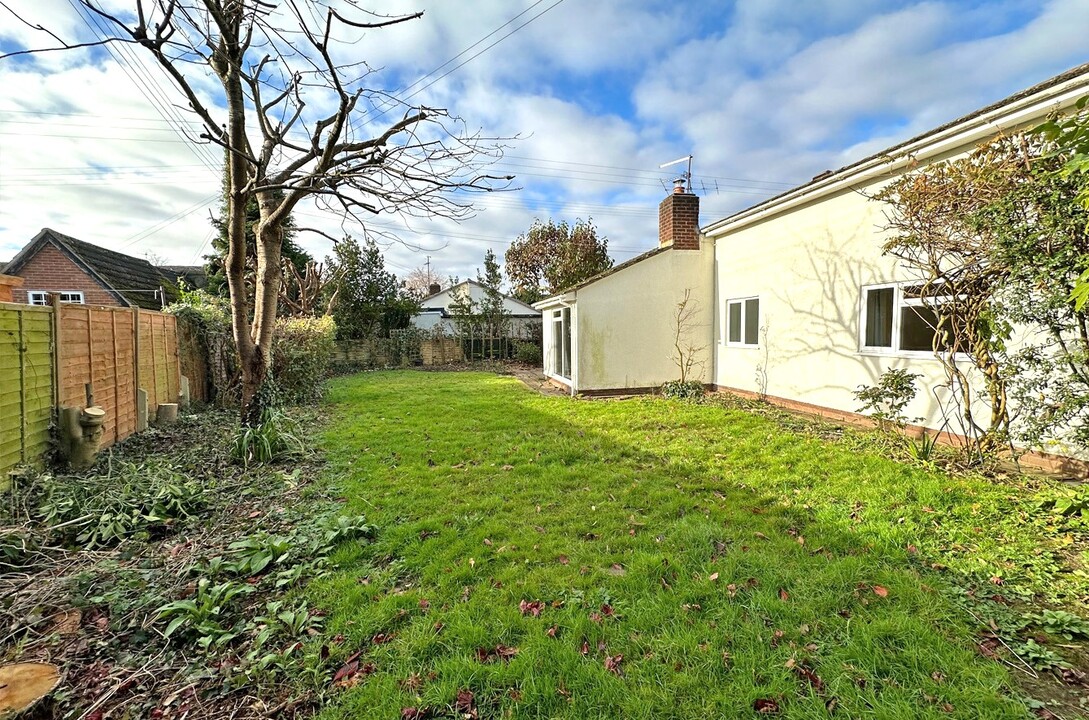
5,228,179,309
158,264,207,290
533,245,672,309
704,61,1089,236
420,279,541,316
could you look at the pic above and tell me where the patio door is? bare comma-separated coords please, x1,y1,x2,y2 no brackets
550,308,572,381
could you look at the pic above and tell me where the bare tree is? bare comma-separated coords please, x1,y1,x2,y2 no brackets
670,288,707,384
10,2,511,420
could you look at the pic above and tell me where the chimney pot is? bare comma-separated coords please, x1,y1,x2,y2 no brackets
673,178,686,194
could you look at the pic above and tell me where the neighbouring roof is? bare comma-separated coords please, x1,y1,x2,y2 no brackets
533,245,672,309
4,228,180,310
158,264,208,290
419,279,541,316
704,61,1089,236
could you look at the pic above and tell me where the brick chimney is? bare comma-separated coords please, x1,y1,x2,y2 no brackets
658,179,700,249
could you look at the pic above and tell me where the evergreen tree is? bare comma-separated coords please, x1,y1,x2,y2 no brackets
327,237,419,340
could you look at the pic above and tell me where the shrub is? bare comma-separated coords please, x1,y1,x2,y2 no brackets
853,368,921,432
661,380,705,401
514,341,542,365
272,315,337,402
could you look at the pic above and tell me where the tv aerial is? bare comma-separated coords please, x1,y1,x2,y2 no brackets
659,154,693,193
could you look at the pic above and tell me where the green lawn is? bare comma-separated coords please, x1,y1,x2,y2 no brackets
308,371,1086,719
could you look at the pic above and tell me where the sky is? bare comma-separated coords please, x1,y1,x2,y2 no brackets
0,0,1087,285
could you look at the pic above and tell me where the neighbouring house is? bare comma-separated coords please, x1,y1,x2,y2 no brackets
535,63,1089,467
2,228,205,310
413,280,542,339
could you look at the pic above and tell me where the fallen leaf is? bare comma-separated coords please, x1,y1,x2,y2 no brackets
778,588,790,602
989,576,1004,586
502,464,514,471
580,640,590,656
709,572,719,582
600,603,614,617
483,538,492,546
872,585,889,598
476,644,519,663
418,598,430,611
753,698,780,714
455,689,476,717
546,625,558,638
558,555,569,565
519,599,543,617
754,532,769,540
792,662,825,691
604,654,624,675
468,558,475,568
727,583,738,597
401,707,426,719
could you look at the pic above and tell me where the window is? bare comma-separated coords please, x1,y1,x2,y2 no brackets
861,283,956,355
725,297,760,346
28,291,84,306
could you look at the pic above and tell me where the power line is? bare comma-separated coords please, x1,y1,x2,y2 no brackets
350,0,566,133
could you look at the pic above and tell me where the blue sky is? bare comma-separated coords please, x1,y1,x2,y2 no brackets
0,0,1086,283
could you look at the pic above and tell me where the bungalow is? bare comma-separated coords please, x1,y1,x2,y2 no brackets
535,63,1089,465
413,280,542,339
3,228,203,310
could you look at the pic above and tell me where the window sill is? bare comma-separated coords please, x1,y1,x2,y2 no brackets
857,348,967,361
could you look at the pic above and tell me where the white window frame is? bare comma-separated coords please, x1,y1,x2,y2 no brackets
859,282,957,359
548,307,572,383
724,296,760,348
28,290,84,306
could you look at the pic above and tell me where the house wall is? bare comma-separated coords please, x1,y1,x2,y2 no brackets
710,146,1010,440
10,243,121,306
574,244,715,392
411,282,541,330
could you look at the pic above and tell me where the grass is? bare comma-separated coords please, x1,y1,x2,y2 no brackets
309,370,1089,719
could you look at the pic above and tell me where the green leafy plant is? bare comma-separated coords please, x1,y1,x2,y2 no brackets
661,380,705,401
230,406,303,466
157,578,256,649
854,368,922,433
1012,638,1071,671
514,341,542,365
35,461,204,549
908,430,938,463
1023,609,1089,640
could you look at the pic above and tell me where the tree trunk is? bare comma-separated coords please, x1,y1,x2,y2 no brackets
239,194,285,425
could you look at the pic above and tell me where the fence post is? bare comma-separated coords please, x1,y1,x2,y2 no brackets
18,309,26,463
51,295,61,410
111,310,120,443
132,307,141,424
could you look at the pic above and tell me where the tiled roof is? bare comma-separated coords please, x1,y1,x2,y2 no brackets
6,228,181,309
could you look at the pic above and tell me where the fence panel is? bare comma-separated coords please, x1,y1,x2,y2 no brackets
0,303,54,477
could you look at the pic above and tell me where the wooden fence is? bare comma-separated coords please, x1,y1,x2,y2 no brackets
0,303,54,477
1,301,183,477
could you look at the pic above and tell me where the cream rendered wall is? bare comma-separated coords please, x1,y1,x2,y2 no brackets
576,244,715,391
710,156,994,434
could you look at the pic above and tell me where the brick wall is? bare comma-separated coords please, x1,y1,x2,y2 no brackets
658,191,700,250
10,243,121,306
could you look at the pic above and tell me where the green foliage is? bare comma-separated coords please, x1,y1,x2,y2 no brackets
230,405,303,466
34,461,204,549
854,368,921,431
326,236,419,340
660,379,705,400
1023,609,1089,641
478,248,512,336
157,578,256,648
166,287,240,406
1011,638,1071,671
271,314,337,402
505,217,612,302
514,341,542,365
907,431,939,464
